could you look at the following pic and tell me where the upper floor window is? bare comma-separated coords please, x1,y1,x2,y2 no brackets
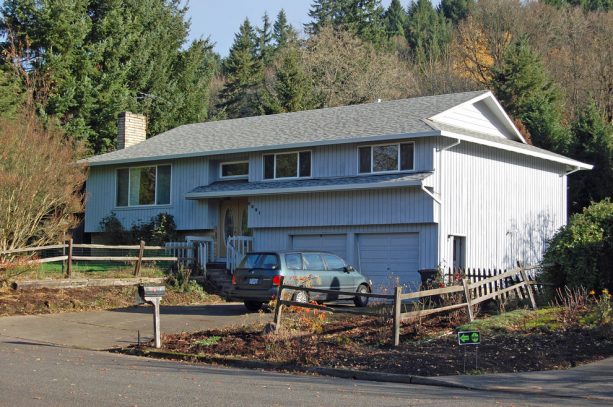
220,161,249,179
116,165,171,207
263,151,311,179
358,142,414,174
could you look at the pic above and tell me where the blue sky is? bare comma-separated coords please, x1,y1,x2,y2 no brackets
186,0,396,57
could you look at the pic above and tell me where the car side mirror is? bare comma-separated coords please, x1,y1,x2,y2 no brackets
344,265,355,273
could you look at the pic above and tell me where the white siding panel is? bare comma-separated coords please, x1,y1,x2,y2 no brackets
437,141,567,270
85,157,211,233
433,100,513,139
358,233,420,292
291,234,347,258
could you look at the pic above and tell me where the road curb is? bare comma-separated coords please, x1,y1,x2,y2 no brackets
114,347,474,390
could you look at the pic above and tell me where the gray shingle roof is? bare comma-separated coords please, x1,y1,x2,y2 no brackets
86,91,488,165
185,172,433,199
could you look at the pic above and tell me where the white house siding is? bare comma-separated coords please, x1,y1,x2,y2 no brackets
432,99,515,140
252,224,438,285
84,157,211,233
437,141,567,270
248,138,436,181
248,188,435,228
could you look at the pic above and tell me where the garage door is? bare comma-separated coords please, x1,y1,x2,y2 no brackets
358,233,419,292
291,234,347,259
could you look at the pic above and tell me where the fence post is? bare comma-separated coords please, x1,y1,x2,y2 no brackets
273,277,285,333
393,286,402,347
520,268,538,310
66,239,73,279
462,278,474,322
133,240,145,277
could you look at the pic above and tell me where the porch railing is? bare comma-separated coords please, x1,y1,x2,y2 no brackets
226,236,252,274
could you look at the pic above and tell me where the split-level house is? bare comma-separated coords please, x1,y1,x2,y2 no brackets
83,91,591,289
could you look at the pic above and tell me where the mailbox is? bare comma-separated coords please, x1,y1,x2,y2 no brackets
137,284,165,349
138,285,166,301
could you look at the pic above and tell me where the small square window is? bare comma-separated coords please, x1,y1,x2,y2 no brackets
221,162,249,178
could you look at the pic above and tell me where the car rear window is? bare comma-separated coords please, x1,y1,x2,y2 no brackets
238,253,279,269
285,253,303,270
302,253,325,270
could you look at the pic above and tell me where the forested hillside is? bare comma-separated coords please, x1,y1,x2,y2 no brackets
0,0,611,213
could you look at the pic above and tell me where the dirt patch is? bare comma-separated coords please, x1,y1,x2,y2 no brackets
153,313,613,377
0,285,223,316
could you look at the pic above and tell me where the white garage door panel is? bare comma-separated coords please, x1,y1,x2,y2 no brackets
291,234,347,259
358,233,420,292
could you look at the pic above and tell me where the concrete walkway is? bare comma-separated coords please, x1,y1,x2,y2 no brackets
435,357,613,401
0,303,270,350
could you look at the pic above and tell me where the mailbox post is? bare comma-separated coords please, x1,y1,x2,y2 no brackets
138,285,166,348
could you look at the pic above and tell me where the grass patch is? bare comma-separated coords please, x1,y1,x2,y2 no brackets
193,336,221,347
9,260,171,280
458,308,560,333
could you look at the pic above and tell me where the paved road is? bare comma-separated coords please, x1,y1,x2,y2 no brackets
0,336,608,407
0,304,270,350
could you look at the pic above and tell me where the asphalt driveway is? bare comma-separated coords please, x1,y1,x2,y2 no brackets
0,303,270,350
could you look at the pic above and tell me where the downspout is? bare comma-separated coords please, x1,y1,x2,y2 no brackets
435,138,461,276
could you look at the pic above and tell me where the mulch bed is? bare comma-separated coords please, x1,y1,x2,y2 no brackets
156,314,613,376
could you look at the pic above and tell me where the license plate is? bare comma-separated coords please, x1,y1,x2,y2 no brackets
248,278,259,285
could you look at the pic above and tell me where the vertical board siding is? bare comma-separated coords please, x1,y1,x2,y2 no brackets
438,141,567,270
85,157,210,232
249,188,435,228
252,224,438,271
248,137,435,181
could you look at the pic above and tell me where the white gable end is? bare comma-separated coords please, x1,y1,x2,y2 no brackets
428,92,525,143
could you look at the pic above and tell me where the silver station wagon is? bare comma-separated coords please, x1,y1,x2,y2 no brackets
230,251,372,311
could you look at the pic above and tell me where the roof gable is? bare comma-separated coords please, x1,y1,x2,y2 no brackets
428,91,526,143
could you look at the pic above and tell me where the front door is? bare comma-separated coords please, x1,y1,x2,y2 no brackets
218,198,250,258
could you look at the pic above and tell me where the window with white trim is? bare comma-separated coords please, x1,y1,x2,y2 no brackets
116,165,171,207
358,142,414,174
220,161,249,179
263,151,311,179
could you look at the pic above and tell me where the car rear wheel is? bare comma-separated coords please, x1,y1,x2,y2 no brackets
293,290,309,304
244,300,264,312
354,284,370,307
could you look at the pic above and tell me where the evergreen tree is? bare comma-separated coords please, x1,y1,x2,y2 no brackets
273,9,298,48
305,0,335,35
261,45,317,114
217,18,262,119
0,0,217,154
0,69,23,119
405,0,452,66
543,0,612,11
439,0,475,24
256,13,274,66
491,39,571,153
384,0,407,38
567,102,613,213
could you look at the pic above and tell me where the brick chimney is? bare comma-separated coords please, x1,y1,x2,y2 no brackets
117,112,147,149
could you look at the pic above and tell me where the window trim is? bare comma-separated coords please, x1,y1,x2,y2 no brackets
262,150,312,180
219,160,249,180
357,141,416,174
114,164,173,208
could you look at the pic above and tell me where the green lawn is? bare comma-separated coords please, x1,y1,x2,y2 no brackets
458,308,561,332
11,260,172,280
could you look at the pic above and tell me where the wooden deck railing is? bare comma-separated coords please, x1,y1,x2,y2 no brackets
273,265,541,346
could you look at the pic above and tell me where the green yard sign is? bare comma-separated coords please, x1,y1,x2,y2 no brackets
457,330,480,345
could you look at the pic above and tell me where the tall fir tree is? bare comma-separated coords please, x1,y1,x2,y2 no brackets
305,0,335,35
384,0,408,38
273,9,298,48
256,13,274,66
491,39,571,153
0,0,217,154
405,0,452,66
261,44,317,114
567,102,613,213
217,18,262,119
439,0,475,24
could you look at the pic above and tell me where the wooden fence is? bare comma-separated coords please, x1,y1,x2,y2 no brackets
273,265,541,346
0,239,189,278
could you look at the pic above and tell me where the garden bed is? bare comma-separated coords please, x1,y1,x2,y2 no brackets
134,307,613,377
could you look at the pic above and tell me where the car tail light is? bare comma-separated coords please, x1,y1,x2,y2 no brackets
231,275,237,285
272,275,281,286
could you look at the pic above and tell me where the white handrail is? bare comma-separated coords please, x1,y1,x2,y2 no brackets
226,236,253,274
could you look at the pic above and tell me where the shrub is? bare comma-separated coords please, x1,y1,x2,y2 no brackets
99,212,177,245
542,199,613,292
